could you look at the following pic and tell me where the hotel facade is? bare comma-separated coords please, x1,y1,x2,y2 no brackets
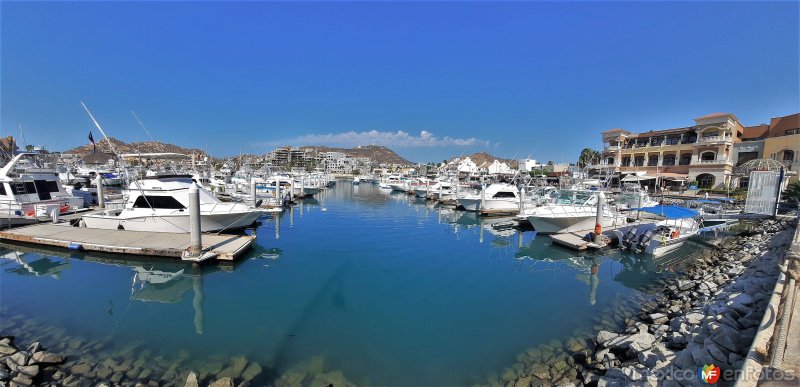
597,112,799,189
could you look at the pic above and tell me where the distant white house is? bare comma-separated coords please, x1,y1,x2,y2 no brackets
456,157,479,174
487,160,515,175
518,158,541,172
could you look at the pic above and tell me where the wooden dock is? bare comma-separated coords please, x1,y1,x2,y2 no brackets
550,232,609,251
0,223,254,261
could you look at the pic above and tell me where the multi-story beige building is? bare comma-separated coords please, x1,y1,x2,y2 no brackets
600,113,745,189
599,112,799,189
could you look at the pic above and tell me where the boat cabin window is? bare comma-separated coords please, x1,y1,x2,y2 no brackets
556,191,593,205
132,195,186,209
34,180,60,200
14,182,38,196
492,191,516,198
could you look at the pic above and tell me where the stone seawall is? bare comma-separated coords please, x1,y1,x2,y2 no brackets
507,218,798,387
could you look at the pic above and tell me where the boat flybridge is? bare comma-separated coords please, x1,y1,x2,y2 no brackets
618,205,700,257
0,153,85,225
525,189,627,234
80,175,262,233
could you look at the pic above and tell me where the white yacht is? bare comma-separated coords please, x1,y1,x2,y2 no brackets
526,190,626,234
456,182,521,214
0,153,85,225
616,183,659,209
81,175,261,233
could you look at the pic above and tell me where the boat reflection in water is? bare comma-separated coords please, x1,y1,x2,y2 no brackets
0,247,71,278
1,243,282,336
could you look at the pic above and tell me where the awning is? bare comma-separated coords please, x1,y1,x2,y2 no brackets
659,172,689,181
628,205,699,219
621,174,656,182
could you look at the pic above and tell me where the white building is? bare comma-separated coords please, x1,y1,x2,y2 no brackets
518,158,541,171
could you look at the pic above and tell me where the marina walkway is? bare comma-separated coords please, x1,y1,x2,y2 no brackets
0,223,254,261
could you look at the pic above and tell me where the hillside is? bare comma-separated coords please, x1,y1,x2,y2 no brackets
453,152,519,168
65,137,207,160
300,145,413,166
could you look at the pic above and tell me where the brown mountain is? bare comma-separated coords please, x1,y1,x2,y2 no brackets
65,137,208,162
452,152,519,168
300,145,413,165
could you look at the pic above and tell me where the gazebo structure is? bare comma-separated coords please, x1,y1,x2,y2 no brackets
734,158,792,190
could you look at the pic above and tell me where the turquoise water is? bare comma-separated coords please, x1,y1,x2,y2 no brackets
0,183,702,384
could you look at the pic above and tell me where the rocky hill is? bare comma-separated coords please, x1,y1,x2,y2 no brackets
300,145,413,165
452,152,519,168
65,137,207,160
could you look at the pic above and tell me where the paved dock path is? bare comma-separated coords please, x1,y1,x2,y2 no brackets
0,223,254,261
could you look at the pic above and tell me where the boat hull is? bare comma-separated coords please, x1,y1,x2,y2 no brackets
527,214,625,234
82,211,262,233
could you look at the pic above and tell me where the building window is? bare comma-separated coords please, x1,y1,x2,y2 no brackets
634,156,645,166
786,128,799,135
679,154,692,165
606,157,614,165
737,152,758,166
663,154,676,166
700,151,716,161
621,156,631,166
784,150,795,161
697,173,715,189
647,155,658,166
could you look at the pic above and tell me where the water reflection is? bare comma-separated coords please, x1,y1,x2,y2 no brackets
1,243,283,337
1,248,70,278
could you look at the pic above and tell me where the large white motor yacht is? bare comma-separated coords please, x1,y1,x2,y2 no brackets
456,182,521,213
81,175,261,233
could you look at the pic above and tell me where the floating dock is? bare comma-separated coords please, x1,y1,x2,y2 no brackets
0,223,254,261
550,232,607,250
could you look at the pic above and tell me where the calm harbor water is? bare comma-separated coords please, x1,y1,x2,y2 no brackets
0,183,707,385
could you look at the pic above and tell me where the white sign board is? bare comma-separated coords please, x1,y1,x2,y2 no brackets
744,170,780,215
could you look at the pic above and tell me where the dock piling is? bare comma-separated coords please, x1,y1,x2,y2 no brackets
96,174,105,209
595,191,605,244
188,182,202,257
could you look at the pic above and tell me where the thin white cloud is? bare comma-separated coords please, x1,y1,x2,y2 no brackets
260,130,490,148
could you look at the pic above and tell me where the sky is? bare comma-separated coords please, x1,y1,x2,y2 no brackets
1,1,798,164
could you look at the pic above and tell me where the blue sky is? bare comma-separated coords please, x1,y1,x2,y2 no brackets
2,1,798,163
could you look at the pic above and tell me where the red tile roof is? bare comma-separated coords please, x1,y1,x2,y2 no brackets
742,124,769,140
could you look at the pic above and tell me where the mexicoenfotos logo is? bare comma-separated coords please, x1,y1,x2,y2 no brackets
699,364,721,384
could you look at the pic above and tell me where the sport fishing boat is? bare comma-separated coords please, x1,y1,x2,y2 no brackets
525,190,627,234
618,205,700,257
80,175,262,233
456,182,521,214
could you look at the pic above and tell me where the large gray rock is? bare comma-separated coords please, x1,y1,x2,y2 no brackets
184,371,199,387
209,377,234,387
604,330,657,354
711,329,744,354
596,330,619,347
31,351,65,365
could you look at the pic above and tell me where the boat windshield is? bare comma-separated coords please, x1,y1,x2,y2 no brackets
555,191,594,205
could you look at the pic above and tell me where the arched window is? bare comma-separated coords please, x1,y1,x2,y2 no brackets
784,150,795,161
700,151,716,161
697,174,715,189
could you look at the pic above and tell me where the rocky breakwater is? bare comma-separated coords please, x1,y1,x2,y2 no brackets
0,336,67,386
584,218,797,386
504,218,797,387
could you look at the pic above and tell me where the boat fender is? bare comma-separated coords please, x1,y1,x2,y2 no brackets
67,242,83,251
117,224,125,230
671,230,679,238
